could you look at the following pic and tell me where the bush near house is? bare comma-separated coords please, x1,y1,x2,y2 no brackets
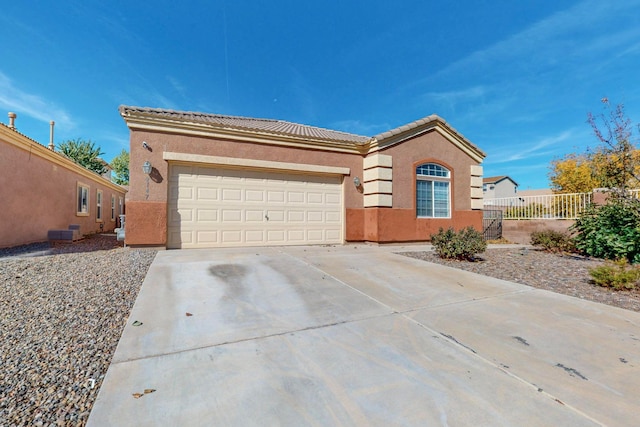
430,227,487,261
589,260,640,290
570,199,640,264
530,229,575,253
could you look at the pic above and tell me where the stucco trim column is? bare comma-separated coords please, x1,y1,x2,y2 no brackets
363,154,393,207
470,164,483,210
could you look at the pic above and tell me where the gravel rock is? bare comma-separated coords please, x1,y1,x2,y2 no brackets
0,235,156,426
401,247,640,312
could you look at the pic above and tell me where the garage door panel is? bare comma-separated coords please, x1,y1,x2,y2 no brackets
221,230,242,243
267,230,286,242
245,210,265,222
222,188,242,201
288,211,305,222
196,231,219,244
307,230,324,241
197,188,218,201
222,210,242,222
268,191,285,202
245,230,264,243
287,191,305,203
307,192,323,204
245,190,264,202
168,165,343,248
197,209,218,222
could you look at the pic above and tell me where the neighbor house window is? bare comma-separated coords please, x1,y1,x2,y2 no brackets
111,195,116,221
416,163,450,218
77,183,89,216
119,197,124,216
96,190,103,221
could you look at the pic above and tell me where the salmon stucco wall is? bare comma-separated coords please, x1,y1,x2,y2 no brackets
125,119,483,247
128,130,364,209
1,125,126,248
380,130,476,210
346,208,482,243
343,128,483,243
124,201,167,246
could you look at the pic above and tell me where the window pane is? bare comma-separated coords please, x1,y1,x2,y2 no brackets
433,181,449,217
416,163,449,178
77,186,89,214
416,180,435,217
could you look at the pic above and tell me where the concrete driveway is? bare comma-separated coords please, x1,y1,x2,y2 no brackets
88,245,640,426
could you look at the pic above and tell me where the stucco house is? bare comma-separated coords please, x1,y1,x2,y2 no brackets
0,113,127,248
120,106,486,249
483,176,518,199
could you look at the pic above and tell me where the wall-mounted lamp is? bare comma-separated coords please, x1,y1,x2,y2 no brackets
142,141,149,149
353,176,361,187
142,161,152,175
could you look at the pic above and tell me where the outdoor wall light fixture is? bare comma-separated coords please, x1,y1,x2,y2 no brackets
142,141,149,149
353,176,361,187
142,161,152,175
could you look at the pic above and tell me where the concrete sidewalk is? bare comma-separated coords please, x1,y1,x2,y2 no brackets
88,244,639,426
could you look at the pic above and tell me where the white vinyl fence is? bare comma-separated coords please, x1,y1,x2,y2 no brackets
483,192,592,220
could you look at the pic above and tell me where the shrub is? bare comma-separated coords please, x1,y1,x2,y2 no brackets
571,199,640,263
530,229,575,253
589,260,640,290
430,226,487,261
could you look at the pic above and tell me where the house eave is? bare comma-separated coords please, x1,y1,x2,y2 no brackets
121,112,371,155
370,115,486,163
0,124,127,193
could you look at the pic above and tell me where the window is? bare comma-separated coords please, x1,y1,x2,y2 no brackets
119,197,124,216
96,190,103,221
416,163,450,218
111,195,116,221
77,183,89,216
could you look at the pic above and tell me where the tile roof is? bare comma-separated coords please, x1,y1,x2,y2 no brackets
119,106,371,144
373,114,485,157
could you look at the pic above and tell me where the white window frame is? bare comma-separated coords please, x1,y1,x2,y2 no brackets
96,190,103,222
416,163,451,218
111,195,116,221
77,183,90,216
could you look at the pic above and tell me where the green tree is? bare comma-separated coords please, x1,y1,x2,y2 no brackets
58,138,107,175
110,149,130,185
587,99,640,197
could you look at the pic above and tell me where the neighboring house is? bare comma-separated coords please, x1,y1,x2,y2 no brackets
120,106,486,249
0,114,127,248
483,176,518,199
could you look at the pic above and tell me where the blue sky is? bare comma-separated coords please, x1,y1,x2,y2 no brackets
2,0,640,189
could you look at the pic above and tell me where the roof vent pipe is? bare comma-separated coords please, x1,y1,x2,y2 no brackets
49,121,55,150
8,112,16,129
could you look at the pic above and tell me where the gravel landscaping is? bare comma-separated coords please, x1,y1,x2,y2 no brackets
0,235,156,426
401,247,640,313
2,238,639,426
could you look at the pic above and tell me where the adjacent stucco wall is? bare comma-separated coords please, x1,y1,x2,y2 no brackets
0,125,126,248
502,220,575,245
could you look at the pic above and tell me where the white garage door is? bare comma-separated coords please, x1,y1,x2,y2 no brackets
167,164,344,248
